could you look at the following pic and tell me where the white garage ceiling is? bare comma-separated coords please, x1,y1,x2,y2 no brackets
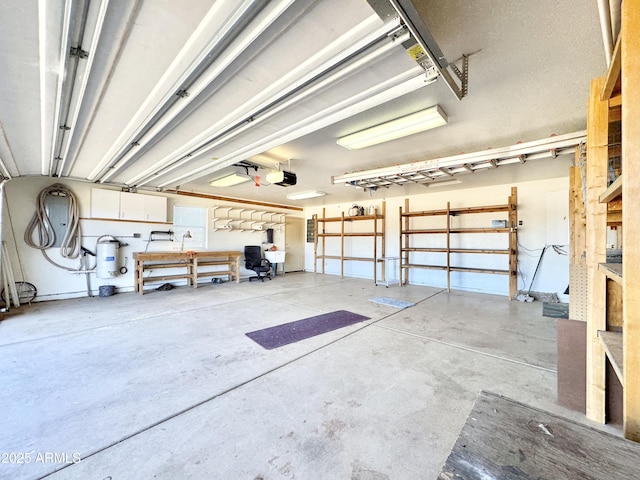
0,0,607,207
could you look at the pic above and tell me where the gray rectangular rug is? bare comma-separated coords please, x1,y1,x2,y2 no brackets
246,310,369,350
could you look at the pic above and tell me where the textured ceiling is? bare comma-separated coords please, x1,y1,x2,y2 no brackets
0,0,606,207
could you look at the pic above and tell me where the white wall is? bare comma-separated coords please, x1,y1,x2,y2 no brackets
1,178,302,301
1,176,570,301
304,177,570,297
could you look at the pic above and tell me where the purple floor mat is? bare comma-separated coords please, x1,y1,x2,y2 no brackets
245,310,370,350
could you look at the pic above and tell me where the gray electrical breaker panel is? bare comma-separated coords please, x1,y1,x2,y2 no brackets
45,194,70,247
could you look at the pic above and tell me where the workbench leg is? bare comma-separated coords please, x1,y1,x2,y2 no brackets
192,258,198,289
135,260,144,295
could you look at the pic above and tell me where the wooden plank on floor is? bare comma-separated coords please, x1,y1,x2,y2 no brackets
437,391,640,480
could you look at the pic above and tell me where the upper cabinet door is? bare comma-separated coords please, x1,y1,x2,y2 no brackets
91,188,121,219
144,195,167,222
119,192,145,221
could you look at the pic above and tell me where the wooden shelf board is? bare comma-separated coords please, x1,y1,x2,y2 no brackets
599,176,623,203
142,262,188,269
449,266,510,275
142,273,192,283
196,270,232,278
401,229,447,234
450,227,510,234
402,247,448,253
343,232,383,237
343,215,383,221
599,263,623,284
196,260,234,267
342,257,375,262
401,264,447,271
598,330,624,385
607,210,622,225
400,248,509,254
401,204,509,218
609,94,622,108
318,215,383,222
449,204,510,215
402,209,448,218
450,248,510,254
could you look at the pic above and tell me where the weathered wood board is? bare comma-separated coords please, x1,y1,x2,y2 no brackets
437,391,640,479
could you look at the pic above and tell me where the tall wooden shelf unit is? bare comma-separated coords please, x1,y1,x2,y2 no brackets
314,202,386,284
399,188,518,299
585,2,640,442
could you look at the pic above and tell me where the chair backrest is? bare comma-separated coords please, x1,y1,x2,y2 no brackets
244,245,263,268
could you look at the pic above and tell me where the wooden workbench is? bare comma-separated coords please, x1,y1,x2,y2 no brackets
133,250,241,295
437,391,640,479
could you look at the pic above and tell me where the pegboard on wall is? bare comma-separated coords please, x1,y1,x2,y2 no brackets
569,263,588,322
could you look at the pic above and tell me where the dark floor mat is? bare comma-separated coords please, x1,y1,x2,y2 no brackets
246,310,370,350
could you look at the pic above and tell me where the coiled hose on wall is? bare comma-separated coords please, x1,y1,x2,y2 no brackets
24,183,81,271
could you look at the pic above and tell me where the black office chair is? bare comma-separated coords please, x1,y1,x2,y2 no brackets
244,246,272,282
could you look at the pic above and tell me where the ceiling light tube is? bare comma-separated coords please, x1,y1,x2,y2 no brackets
55,0,110,178
337,105,447,150
128,18,407,187
91,0,290,183
45,0,74,175
209,172,252,187
156,67,428,188
286,191,326,200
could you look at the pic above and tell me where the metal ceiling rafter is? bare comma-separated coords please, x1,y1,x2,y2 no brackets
331,131,586,188
130,18,410,187
51,0,110,178
88,0,275,183
156,67,428,189
44,0,73,176
369,0,469,100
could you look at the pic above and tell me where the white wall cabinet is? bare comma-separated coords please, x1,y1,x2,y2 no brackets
143,194,168,222
90,188,121,219
120,192,145,221
91,188,167,223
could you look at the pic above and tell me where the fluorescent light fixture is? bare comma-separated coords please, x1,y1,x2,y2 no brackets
286,191,326,200
425,179,461,188
337,105,447,150
209,172,252,187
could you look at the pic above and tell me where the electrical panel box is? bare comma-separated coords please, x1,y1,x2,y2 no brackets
45,194,70,247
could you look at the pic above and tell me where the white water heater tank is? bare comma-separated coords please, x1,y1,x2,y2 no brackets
96,238,120,278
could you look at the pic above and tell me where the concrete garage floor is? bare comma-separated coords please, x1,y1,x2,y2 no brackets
0,273,602,479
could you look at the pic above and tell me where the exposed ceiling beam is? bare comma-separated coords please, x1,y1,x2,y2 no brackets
155,67,430,189
88,0,279,182
125,16,406,187
52,0,110,178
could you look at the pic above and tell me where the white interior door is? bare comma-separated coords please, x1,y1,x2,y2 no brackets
285,217,305,272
